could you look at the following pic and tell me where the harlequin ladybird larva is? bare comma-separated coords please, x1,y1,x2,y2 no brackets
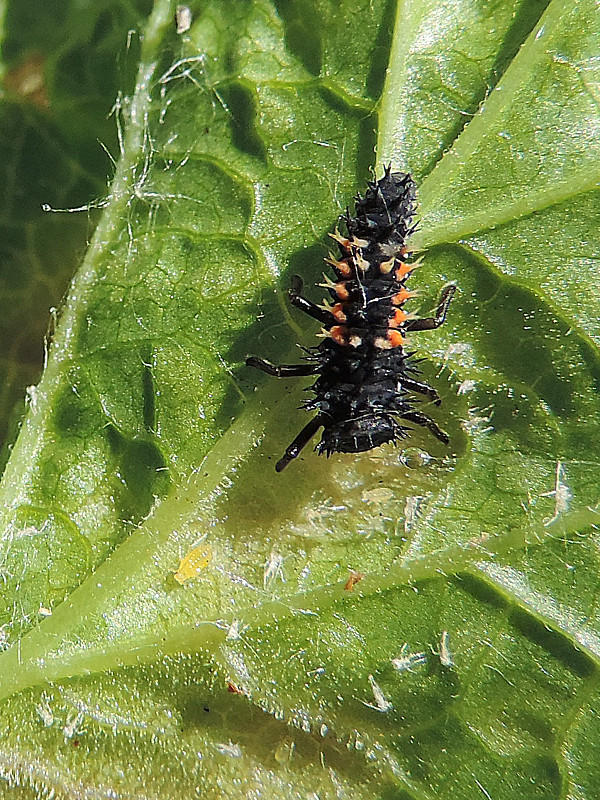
246,167,455,471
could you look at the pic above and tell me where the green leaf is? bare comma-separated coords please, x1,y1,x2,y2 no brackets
0,0,599,797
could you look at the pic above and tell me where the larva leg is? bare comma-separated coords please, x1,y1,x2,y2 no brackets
289,275,334,324
246,357,318,378
401,410,449,445
276,414,325,472
404,285,456,332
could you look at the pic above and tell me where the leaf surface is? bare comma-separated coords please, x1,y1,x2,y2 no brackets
0,0,599,797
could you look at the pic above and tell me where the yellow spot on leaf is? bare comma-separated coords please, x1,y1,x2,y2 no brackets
174,543,212,584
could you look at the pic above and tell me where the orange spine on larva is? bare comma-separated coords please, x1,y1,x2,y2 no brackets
395,262,415,280
334,282,350,300
329,325,348,345
387,329,405,347
325,254,352,277
393,288,412,305
331,303,347,322
389,308,408,328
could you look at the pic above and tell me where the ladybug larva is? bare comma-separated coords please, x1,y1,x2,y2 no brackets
247,168,455,471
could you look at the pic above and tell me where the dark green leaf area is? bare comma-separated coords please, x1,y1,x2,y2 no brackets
425,246,600,463
221,575,586,798
468,188,600,347
0,107,98,457
75,232,260,469
272,0,391,99
3,0,150,148
0,0,154,456
382,0,552,179
154,84,263,178
256,83,371,172
42,365,169,551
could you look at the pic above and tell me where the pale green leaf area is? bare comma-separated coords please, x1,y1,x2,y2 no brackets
0,0,598,796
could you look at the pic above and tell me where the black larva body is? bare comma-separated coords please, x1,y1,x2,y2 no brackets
247,168,455,471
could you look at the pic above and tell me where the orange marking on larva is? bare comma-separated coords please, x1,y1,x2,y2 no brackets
387,329,404,347
395,262,416,279
389,308,408,327
330,325,348,345
344,570,365,591
335,282,349,300
331,303,347,322
325,254,352,277
329,229,352,251
393,289,412,305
